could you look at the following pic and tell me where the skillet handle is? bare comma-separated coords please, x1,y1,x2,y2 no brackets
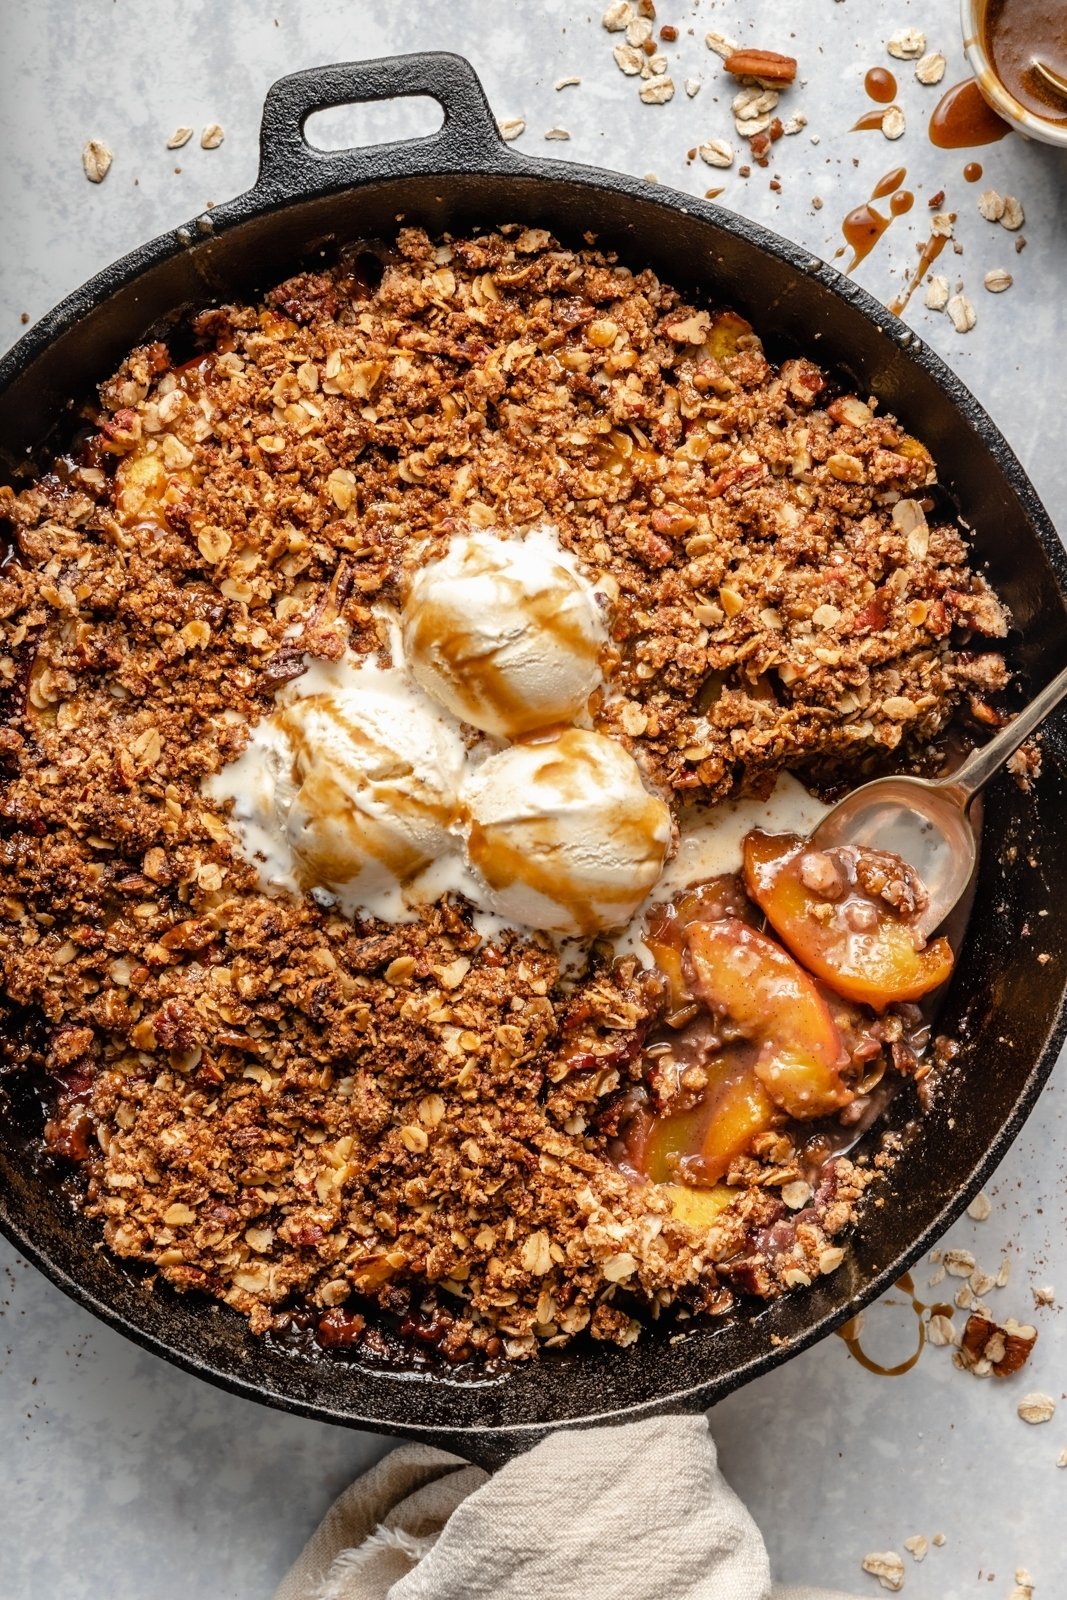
255,52,511,198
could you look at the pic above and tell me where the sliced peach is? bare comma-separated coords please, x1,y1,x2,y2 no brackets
644,933,690,1013
686,919,853,1118
636,1061,778,1185
742,830,954,1012
695,1069,778,1179
702,309,756,362
645,879,756,1014
659,1181,735,1231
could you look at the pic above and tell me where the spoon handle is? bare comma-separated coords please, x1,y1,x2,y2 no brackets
951,657,1067,803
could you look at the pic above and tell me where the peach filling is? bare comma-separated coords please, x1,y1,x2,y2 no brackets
626,829,952,1201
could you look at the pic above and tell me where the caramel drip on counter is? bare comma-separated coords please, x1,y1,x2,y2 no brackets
871,165,907,199
929,78,1012,147
836,168,913,274
852,108,892,132
836,1271,956,1377
887,231,951,316
864,66,898,103
963,161,984,182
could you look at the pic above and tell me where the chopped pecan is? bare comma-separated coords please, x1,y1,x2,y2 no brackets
959,1312,1037,1376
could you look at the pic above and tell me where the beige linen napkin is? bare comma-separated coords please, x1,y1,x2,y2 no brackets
273,1414,863,1600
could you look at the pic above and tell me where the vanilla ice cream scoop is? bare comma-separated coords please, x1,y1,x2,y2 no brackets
401,528,607,739
280,675,465,903
204,656,467,920
462,729,672,936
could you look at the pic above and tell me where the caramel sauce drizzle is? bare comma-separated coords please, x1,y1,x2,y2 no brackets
835,168,913,275
835,1271,955,1377
887,231,951,317
852,108,893,132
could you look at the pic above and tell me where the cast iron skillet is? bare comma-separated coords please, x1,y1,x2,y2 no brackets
2,54,1067,1468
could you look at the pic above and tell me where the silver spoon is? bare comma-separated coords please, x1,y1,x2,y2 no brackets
812,660,1067,939
1033,58,1067,101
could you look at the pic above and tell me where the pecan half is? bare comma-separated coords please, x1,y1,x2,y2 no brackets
723,49,797,84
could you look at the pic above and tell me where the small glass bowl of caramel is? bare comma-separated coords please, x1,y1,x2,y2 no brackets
962,0,1067,147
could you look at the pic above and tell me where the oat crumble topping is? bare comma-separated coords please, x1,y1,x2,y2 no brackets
0,226,1012,1362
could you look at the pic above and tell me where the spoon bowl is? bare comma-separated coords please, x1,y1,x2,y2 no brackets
813,658,1067,937
813,773,977,940
1034,58,1067,102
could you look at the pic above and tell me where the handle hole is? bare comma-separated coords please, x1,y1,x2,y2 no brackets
304,96,444,153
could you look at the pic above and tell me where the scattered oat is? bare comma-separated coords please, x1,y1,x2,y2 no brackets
1033,1285,1056,1306
613,41,645,75
82,139,113,183
861,1550,905,1592
781,1180,813,1210
888,27,927,59
734,86,779,122
944,1248,977,1276
626,15,653,46
647,53,670,76
978,188,1006,221
1000,195,1025,230
931,1533,946,1548
925,275,950,311
783,113,808,134
497,117,526,142
544,127,571,140
930,211,955,237
947,293,976,334
915,51,947,85
699,138,735,168
200,123,225,150
166,126,194,150
984,268,1013,293
926,1311,958,1347
1057,1448,1067,1467
882,105,906,141
1018,1391,1056,1424
685,78,702,98
967,1191,992,1220
705,29,739,59
903,1535,928,1562
601,0,633,29
996,1257,1012,1287
555,76,581,90
639,78,675,104
1009,1570,1035,1600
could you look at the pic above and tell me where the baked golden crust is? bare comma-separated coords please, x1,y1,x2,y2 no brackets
0,226,1009,1359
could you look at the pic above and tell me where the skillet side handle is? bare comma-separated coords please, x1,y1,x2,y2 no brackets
255,53,511,200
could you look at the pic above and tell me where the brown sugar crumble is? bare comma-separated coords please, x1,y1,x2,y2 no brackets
0,226,1011,1363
